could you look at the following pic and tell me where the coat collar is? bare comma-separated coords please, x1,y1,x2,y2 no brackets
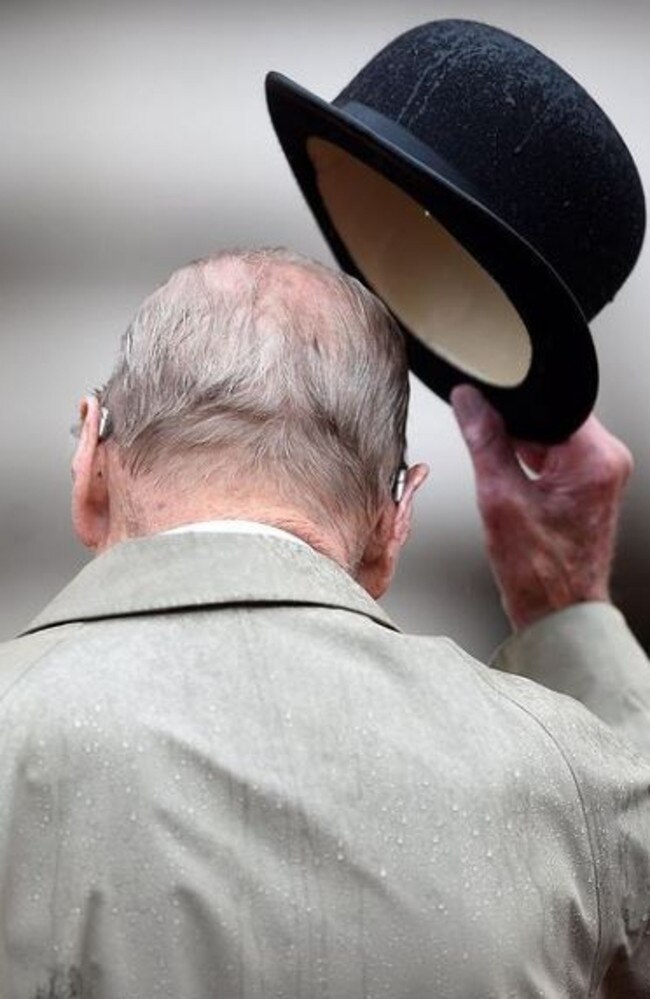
22,532,399,636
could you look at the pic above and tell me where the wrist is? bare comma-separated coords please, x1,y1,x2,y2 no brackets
506,588,612,632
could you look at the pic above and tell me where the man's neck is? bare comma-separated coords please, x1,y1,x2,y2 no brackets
105,492,356,572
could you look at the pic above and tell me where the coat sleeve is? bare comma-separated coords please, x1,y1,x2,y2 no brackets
491,602,650,761
552,704,650,997
484,663,650,995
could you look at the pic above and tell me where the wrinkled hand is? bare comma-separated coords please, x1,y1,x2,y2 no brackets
451,385,633,631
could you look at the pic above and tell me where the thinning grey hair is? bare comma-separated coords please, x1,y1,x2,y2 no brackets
99,247,409,530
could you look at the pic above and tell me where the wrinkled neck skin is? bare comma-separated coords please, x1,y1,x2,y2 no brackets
74,427,426,601
101,451,364,575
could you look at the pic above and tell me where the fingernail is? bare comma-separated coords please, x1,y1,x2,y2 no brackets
451,385,486,422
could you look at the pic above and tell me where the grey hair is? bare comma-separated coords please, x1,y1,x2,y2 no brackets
99,247,409,531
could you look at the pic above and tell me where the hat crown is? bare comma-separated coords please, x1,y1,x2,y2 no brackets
335,19,645,320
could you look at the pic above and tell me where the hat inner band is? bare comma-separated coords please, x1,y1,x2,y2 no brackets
307,135,532,388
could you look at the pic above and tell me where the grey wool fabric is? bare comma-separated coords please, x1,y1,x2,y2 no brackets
0,531,649,997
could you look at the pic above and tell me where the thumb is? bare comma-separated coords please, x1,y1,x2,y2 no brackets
451,385,521,483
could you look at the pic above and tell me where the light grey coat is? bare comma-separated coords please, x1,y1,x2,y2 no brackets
1,532,649,998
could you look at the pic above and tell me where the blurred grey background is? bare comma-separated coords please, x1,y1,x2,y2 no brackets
1,0,648,658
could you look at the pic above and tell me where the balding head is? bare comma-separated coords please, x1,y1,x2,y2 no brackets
98,248,410,556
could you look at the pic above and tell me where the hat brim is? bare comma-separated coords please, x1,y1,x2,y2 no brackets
266,71,598,443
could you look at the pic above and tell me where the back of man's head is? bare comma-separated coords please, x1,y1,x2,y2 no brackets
97,247,409,555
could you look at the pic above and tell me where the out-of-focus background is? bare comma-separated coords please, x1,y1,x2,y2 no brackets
1,0,648,658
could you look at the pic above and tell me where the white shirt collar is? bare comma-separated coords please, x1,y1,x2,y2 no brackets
163,519,309,549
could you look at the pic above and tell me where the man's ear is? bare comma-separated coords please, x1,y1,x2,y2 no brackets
356,463,429,599
71,396,110,551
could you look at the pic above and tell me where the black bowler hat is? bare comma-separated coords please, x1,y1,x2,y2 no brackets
266,19,645,441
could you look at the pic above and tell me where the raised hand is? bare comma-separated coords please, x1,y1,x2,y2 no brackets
451,385,633,631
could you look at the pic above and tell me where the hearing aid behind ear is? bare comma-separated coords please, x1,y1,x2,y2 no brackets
98,407,113,442
392,466,407,503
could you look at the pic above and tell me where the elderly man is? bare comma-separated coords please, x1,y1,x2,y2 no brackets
1,247,649,998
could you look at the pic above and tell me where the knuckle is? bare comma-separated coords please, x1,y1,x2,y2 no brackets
465,423,500,456
593,444,634,488
616,442,634,482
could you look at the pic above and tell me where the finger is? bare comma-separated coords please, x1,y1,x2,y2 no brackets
451,385,522,484
539,415,634,484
